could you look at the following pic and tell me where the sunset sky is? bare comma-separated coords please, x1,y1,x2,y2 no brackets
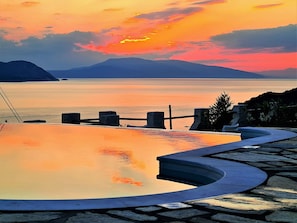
0,0,296,73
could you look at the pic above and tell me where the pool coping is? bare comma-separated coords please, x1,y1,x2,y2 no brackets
0,127,296,211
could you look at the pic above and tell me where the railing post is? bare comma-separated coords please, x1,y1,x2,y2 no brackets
222,104,248,132
146,112,165,129
233,103,248,126
169,105,172,130
190,108,210,130
62,113,81,124
99,111,120,126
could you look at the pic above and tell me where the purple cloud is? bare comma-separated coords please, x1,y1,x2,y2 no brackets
193,0,226,5
136,7,203,21
0,31,108,69
211,24,297,53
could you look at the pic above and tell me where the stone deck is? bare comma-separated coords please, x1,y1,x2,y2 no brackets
0,129,296,223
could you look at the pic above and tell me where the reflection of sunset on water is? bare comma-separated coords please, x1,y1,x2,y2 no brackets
99,148,146,170
0,123,239,199
112,173,143,187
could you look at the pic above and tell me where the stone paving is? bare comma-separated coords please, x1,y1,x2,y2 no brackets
0,130,296,222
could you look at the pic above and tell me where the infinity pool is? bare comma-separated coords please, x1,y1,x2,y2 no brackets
0,124,239,200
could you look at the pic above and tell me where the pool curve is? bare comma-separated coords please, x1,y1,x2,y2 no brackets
0,126,296,211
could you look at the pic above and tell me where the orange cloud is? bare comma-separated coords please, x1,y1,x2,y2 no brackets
123,16,145,24
21,1,40,7
103,8,123,12
254,3,283,9
74,12,189,56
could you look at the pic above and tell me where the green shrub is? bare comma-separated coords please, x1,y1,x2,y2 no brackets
209,92,233,130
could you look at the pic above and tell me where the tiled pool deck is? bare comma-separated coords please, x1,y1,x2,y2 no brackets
0,128,296,222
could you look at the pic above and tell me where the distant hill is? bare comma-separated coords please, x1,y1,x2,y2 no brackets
258,68,297,79
0,61,59,82
49,58,263,78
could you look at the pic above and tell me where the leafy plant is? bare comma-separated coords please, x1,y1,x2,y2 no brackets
245,88,297,127
209,92,233,130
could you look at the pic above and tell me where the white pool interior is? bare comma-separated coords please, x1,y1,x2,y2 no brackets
0,124,240,200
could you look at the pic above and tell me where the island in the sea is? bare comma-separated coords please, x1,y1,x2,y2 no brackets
49,57,263,78
0,61,59,82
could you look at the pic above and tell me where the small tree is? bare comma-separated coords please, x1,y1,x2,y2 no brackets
209,92,233,130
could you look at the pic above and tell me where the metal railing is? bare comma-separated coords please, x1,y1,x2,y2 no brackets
0,86,22,123
63,105,200,130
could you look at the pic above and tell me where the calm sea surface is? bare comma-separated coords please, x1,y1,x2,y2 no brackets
1,78,296,129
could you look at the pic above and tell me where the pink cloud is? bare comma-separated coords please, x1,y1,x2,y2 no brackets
0,16,9,22
171,42,297,72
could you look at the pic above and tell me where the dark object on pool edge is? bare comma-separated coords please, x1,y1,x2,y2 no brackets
23,120,46,123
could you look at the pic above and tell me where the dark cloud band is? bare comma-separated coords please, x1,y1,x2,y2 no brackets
211,24,297,53
136,7,202,21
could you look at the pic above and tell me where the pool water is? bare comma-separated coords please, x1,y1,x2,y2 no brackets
0,124,240,200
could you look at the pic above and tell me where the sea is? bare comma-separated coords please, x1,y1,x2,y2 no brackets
0,78,296,130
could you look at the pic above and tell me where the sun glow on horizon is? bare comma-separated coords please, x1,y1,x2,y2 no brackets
120,36,151,44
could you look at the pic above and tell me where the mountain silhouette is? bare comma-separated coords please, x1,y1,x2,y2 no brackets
0,61,59,82
49,58,263,78
258,68,297,79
